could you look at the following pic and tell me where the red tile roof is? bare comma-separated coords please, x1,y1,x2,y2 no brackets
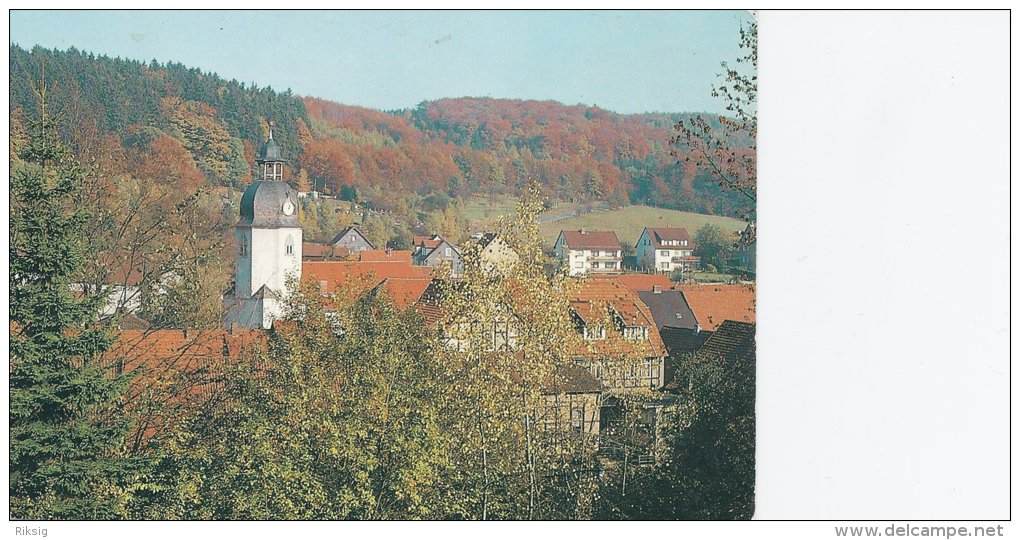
358,249,413,264
569,278,666,358
302,242,351,260
376,277,434,309
644,227,695,250
559,230,621,250
302,259,433,305
677,283,756,331
601,273,675,293
412,235,443,250
104,328,267,445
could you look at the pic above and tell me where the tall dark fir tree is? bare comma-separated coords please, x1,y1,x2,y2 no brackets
9,78,143,519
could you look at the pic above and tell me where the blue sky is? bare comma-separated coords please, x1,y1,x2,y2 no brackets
10,10,753,115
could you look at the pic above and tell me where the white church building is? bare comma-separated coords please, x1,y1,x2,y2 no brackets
224,123,303,329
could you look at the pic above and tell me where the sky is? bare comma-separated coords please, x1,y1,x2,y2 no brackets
10,10,753,115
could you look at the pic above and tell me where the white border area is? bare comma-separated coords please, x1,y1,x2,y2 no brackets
757,9,1010,520
2,6,1012,537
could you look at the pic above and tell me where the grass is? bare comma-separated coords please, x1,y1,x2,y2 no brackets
462,194,518,227
691,271,738,283
463,194,593,230
537,205,747,248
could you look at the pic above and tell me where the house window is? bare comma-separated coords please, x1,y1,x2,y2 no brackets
592,262,600,269
661,250,669,257
570,407,584,433
285,234,295,256
239,238,248,256
445,247,452,257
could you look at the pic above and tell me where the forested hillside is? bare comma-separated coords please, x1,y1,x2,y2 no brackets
10,44,752,218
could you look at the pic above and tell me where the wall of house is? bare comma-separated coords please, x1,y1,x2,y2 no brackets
653,247,695,273
541,392,601,438
97,284,142,316
581,356,665,391
480,239,519,274
636,230,654,270
557,240,623,276
333,230,373,252
423,242,463,276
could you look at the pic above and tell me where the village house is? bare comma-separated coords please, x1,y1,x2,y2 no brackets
416,279,602,438
568,278,667,391
634,285,700,384
732,222,756,276
539,364,604,439
663,320,755,394
329,225,375,253
301,242,351,261
566,277,677,463
103,327,267,448
554,229,623,276
467,232,520,275
635,227,700,274
301,252,433,311
411,234,464,277
72,260,145,317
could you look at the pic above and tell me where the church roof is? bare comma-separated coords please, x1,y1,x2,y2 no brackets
239,180,300,228
257,134,285,162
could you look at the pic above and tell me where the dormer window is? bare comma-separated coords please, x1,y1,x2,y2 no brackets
583,325,606,341
622,325,649,341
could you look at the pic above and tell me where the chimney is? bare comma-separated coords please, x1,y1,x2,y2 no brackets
580,228,587,235
386,247,392,256
652,284,662,294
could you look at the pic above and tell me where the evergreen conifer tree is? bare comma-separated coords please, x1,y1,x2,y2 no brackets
9,80,143,519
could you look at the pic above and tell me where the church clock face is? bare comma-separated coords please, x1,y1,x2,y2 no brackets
282,200,295,216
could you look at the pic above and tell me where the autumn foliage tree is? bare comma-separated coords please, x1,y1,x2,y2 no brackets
671,21,757,228
302,139,357,195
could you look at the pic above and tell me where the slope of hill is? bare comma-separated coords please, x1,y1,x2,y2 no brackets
10,45,754,239
538,205,747,248
10,45,310,187
302,96,751,216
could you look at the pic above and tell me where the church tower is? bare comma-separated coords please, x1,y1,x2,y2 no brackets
225,122,303,329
